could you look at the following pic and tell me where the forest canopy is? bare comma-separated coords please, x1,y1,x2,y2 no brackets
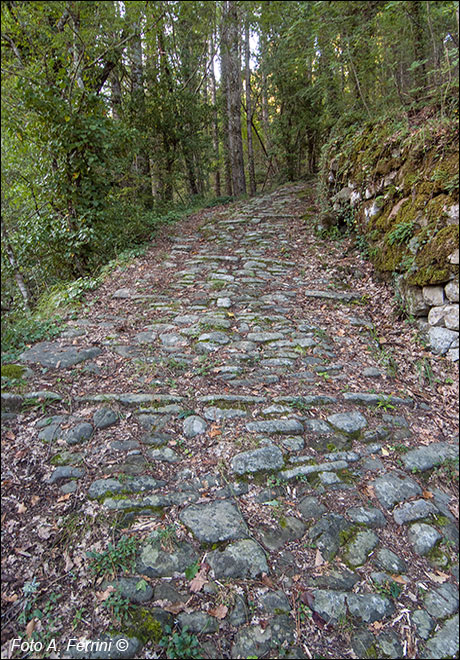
1,0,458,327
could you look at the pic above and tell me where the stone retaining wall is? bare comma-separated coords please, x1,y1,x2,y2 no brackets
319,117,459,361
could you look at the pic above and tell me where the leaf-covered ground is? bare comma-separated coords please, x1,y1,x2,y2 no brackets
1,182,458,660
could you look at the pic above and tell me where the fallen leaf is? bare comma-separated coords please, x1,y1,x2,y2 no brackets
5,431,15,441
260,574,275,589
189,566,209,593
381,447,390,457
31,496,40,506
3,593,19,603
95,585,115,602
425,571,449,584
17,503,27,514
63,552,74,572
371,621,384,631
363,485,375,499
315,549,325,567
448,501,459,519
57,493,72,502
208,424,221,439
26,619,36,638
422,490,434,499
209,604,228,619
391,574,408,584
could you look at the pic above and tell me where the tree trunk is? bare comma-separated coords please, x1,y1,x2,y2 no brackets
110,70,122,119
210,35,221,197
408,0,427,101
245,18,256,196
1,219,31,312
129,20,151,201
220,3,233,196
226,0,246,196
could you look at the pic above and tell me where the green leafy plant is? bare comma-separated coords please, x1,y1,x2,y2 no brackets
159,625,202,659
154,526,178,552
185,562,200,581
87,536,139,578
102,589,131,624
374,579,403,600
377,395,396,411
387,220,415,246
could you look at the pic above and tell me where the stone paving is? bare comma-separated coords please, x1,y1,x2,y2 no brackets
2,183,459,659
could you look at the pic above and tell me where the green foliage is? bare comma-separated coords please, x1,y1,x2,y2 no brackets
185,562,200,581
102,590,131,624
87,536,139,578
159,625,202,659
373,578,403,600
1,315,63,363
388,221,416,246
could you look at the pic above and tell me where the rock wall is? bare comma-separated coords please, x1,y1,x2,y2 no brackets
319,116,459,361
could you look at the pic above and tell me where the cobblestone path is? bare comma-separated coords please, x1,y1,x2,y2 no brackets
2,183,459,659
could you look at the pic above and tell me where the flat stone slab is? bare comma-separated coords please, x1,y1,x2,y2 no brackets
424,583,459,619
246,419,304,434
231,446,284,475
183,415,207,437
138,541,198,578
179,500,248,543
101,577,153,604
348,507,387,528
177,611,218,634
344,530,379,567
298,496,327,520
47,466,85,484
408,522,441,555
88,476,162,499
20,342,101,368
246,332,284,342
392,499,438,525
208,540,268,578
402,442,458,472
280,459,348,482
308,513,351,561
327,411,367,435
342,392,413,406
374,548,407,573
93,408,119,429
311,590,394,623
259,516,307,551
198,394,266,404
372,473,422,509
77,393,184,405
421,614,459,659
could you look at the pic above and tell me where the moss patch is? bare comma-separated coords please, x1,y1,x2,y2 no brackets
123,607,163,643
1,364,27,379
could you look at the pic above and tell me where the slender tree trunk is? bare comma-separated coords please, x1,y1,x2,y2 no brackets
210,35,221,197
129,21,151,201
226,0,246,196
245,18,256,196
110,70,122,119
220,3,233,196
408,0,427,101
1,220,31,312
